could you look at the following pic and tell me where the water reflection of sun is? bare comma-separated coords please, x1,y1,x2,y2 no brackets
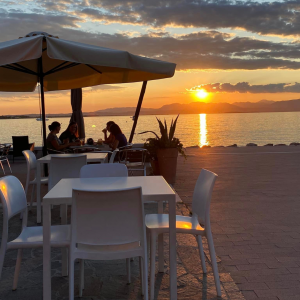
199,114,208,147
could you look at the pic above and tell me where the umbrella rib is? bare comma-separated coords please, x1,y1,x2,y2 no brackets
44,62,81,76
0,65,37,76
44,61,69,75
86,64,102,74
12,63,38,76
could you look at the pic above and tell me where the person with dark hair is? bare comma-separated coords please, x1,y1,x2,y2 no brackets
109,124,127,150
102,121,115,144
59,122,81,145
46,121,70,152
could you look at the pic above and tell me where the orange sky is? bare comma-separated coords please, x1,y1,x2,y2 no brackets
2,69,300,115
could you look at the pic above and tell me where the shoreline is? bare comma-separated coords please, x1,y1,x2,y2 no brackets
1,110,300,119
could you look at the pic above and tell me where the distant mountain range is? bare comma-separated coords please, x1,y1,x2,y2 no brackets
84,99,300,115
2,99,300,119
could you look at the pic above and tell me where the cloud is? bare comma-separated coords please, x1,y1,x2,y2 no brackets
188,82,300,93
2,5,300,71
76,0,300,37
83,85,126,92
3,0,300,37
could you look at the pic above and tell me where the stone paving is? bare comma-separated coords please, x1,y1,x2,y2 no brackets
0,159,243,299
175,146,300,300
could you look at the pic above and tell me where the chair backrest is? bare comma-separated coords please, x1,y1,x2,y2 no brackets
12,136,29,157
48,155,87,190
192,169,218,226
109,149,119,163
119,148,148,164
0,144,11,158
22,150,37,171
80,163,128,178
71,187,145,248
0,176,27,221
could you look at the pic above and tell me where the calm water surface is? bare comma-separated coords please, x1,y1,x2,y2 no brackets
1,112,300,147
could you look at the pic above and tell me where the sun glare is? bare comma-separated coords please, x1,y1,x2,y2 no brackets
196,89,209,99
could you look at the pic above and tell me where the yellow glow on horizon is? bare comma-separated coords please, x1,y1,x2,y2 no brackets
196,89,209,100
199,114,208,147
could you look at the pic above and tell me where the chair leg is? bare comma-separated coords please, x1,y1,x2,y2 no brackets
0,244,7,282
79,259,84,297
139,256,144,296
0,161,5,175
126,258,131,284
142,256,149,300
196,235,207,273
29,184,35,212
150,232,157,300
6,158,12,173
12,249,22,290
206,232,222,297
69,257,75,300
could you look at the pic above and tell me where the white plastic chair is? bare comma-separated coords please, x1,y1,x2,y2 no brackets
93,149,119,164
69,188,148,299
79,162,129,294
48,155,87,273
80,163,128,178
145,169,221,299
22,150,48,211
119,148,148,176
0,176,70,291
0,144,12,174
48,155,87,191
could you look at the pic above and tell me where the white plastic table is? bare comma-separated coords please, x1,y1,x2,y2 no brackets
36,153,108,223
42,176,177,300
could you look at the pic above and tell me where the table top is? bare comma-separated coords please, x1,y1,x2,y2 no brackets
38,153,108,163
43,176,175,205
70,144,111,150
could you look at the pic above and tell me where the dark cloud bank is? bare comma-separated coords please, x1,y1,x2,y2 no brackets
1,1,300,71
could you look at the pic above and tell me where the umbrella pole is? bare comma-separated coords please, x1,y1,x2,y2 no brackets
129,81,147,143
38,57,47,157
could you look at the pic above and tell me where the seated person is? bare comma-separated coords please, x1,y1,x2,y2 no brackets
46,121,70,152
59,122,81,144
102,121,115,144
109,124,127,150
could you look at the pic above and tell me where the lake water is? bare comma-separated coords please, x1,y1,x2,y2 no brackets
1,112,300,147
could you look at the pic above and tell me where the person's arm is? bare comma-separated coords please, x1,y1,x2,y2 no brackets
110,139,119,150
50,139,70,150
69,141,81,146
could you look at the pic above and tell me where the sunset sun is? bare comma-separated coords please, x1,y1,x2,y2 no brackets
196,89,209,100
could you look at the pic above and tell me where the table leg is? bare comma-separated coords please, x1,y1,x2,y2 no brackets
169,196,177,299
60,204,68,276
158,201,164,272
43,203,51,300
36,162,42,224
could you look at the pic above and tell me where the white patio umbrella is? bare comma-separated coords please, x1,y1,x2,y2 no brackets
0,31,176,155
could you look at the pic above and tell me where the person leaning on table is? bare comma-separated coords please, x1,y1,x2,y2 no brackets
102,121,115,144
46,121,79,152
59,121,81,144
109,123,127,150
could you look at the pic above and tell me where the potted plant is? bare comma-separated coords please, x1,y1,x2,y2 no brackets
139,115,186,184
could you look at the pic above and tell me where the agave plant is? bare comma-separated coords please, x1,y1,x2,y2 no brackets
139,115,186,159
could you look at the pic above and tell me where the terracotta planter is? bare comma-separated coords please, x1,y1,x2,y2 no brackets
150,160,160,175
157,148,178,184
